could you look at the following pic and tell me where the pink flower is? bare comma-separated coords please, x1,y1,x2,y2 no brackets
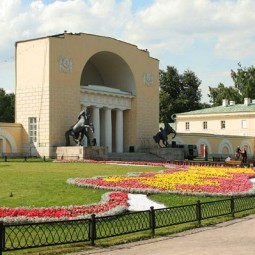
67,164,255,196
0,192,129,223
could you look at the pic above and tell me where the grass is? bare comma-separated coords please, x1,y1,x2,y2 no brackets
1,160,251,255
0,161,164,207
149,193,226,206
0,161,226,208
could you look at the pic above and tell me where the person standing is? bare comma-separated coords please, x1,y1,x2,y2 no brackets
236,146,241,159
242,148,247,163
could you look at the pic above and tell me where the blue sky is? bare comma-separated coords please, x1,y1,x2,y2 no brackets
1,0,255,103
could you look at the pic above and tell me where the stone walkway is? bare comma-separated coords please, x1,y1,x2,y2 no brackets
70,214,255,255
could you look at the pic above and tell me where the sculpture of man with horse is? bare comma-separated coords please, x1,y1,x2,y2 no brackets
65,108,94,146
153,122,176,147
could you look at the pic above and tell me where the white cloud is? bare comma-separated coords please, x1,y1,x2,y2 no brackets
124,0,255,60
1,0,255,101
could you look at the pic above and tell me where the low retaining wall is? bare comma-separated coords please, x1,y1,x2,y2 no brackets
56,146,108,160
150,147,184,161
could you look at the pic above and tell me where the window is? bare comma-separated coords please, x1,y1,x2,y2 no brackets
185,122,190,130
242,120,247,129
29,117,37,142
221,120,225,129
203,121,208,130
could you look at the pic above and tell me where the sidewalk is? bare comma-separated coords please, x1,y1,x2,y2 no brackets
70,214,255,255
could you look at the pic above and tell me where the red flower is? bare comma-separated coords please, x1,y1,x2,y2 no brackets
0,192,129,223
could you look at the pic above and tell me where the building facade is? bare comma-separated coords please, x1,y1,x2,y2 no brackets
174,98,255,158
1,33,160,157
0,123,23,157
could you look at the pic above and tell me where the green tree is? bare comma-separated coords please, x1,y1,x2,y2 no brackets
231,63,255,99
208,83,242,106
159,66,202,122
0,88,15,122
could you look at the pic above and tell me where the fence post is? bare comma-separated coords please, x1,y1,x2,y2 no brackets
230,196,235,218
149,206,156,236
90,214,96,246
0,221,4,255
196,200,202,227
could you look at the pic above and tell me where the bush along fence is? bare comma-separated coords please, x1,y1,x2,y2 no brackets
1,195,255,254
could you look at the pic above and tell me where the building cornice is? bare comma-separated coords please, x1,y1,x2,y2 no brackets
80,85,134,110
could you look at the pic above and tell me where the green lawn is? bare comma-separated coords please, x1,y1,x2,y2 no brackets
0,161,162,207
0,161,224,208
1,161,250,255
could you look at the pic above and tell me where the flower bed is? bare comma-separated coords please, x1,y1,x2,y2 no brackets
0,192,128,223
55,159,166,167
2,162,255,223
67,164,255,196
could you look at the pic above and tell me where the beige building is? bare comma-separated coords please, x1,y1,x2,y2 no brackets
174,98,255,159
1,32,159,157
4,33,253,160
0,123,23,156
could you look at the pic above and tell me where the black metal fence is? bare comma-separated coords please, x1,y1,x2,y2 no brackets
2,155,255,168
1,195,255,254
0,155,50,162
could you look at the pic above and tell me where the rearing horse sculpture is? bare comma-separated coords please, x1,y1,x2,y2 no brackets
153,122,176,147
65,109,94,146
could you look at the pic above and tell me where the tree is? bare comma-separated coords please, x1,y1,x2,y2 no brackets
208,83,242,106
207,63,255,106
177,69,202,112
231,63,255,99
0,88,15,122
159,66,202,122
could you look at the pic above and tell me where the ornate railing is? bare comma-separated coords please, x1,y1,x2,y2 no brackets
1,195,255,254
0,219,90,253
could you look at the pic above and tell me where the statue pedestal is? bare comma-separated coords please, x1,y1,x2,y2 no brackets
150,147,184,161
56,146,108,160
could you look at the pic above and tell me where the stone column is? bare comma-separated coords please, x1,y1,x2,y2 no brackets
92,107,100,146
104,108,112,153
115,109,123,153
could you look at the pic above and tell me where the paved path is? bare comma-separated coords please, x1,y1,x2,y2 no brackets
71,214,255,255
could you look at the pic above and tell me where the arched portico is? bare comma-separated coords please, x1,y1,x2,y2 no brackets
15,33,159,157
240,139,253,154
0,129,18,155
80,51,136,153
80,51,136,95
80,85,134,152
196,137,212,155
218,139,233,155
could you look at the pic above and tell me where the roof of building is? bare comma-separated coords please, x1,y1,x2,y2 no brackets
178,100,255,116
15,32,158,61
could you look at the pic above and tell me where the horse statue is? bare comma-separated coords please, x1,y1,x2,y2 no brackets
153,122,176,147
65,109,94,146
